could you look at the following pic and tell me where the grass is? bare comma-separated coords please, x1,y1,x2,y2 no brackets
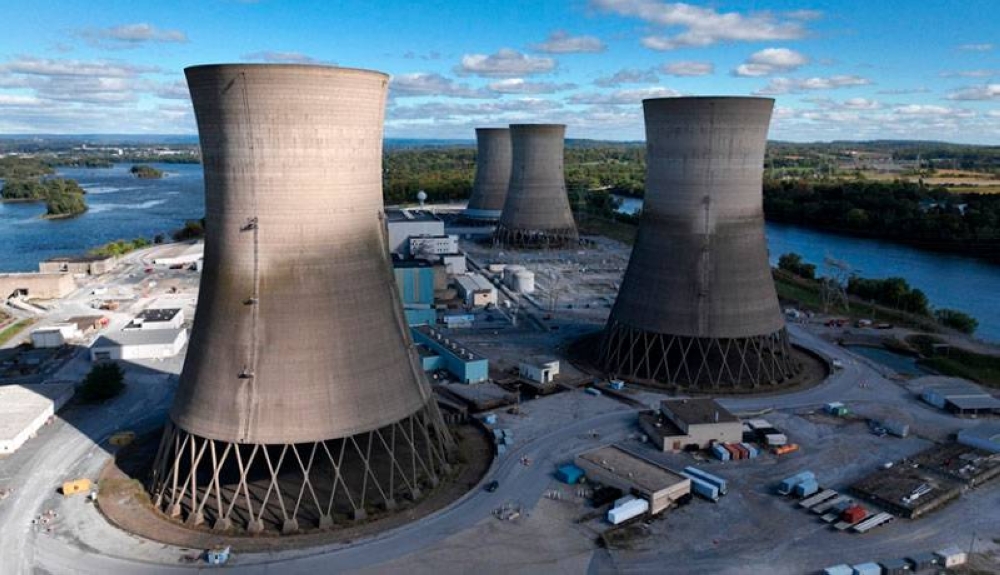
907,334,1000,388
0,319,36,346
576,214,638,245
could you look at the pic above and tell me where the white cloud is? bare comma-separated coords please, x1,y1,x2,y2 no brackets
594,68,658,86
0,56,160,106
241,51,325,64
940,69,998,78
946,84,1000,100
487,78,576,94
0,56,157,77
755,75,871,95
531,31,606,54
569,86,682,105
876,87,930,95
0,94,43,106
590,0,811,50
957,43,994,52
389,73,489,99
456,49,556,78
733,48,808,77
660,61,714,77
154,80,189,100
78,23,188,48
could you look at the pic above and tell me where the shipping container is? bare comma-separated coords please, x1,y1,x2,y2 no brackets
906,553,938,571
740,442,758,459
773,443,799,455
682,467,728,495
61,478,92,496
841,504,868,524
794,479,819,498
878,558,913,575
934,546,967,568
823,565,853,575
608,497,649,524
851,562,881,575
765,433,788,446
882,419,910,438
711,444,730,461
724,443,742,460
685,476,720,502
483,413,498,425
556,464,584,485
777,471,815,495
733,444,750,460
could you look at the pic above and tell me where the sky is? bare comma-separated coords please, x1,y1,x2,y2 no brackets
0,0,997,143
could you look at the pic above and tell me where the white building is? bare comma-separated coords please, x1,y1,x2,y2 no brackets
152,242,204,266
386,209,444,255
454,273,498,308
0,383,75,455
30,323,82,348
442,254,467,275
519,359,560,383
409,235,458,259
90,328,188,361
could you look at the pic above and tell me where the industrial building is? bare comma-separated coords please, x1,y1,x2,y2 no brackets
494,124,578,248
90,328,188,361
0,272,76,300
519,358,560,384
39,254,118,275
412,325,489,384
409,235,458,259
502,265,536,294
919,377,1000,416
464,127,511,220
454,273,498,308
958,424,1000,454
151,242,204,267
639,398,743,451
600,97,799,390
124,308,185,330
30,323,82,348
393,258,439,326
386,209,445,255
575,445,691,515
0,383,75,455
149,64,453,533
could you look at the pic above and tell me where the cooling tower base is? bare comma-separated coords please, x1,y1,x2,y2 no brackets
148,404,453,534
599,321,801,389
493,224,579,249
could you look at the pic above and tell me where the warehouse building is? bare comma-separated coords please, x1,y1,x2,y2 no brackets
958,424,1000,454
386,209,444,256
30,323,82,348
124,308,185,331
90,328,187,361
919,378,1000,416
39,254,118,275
0,272,76,300
454,273,497,308
411,325,489,384
575,445,691,515
0,383,75,454
640,398,743,452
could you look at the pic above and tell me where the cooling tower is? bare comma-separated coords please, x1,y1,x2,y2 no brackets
494,124,578,247
464,128,511,220
600,97,799,389
149,64,452,534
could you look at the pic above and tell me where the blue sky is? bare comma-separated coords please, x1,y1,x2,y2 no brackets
0,0,997,142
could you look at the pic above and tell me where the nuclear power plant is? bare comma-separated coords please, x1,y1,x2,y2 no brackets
600,97,799,389
464,127,511,220
494,124,578,247
148,64,453,534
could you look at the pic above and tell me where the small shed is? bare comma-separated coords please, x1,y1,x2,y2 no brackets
555,464,584,485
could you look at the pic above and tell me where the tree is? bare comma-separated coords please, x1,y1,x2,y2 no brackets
935,309,979,334
777,253,816,279
80,363,125,401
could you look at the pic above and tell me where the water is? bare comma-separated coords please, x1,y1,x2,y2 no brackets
844,345,931,377
614,194,1000,342
0,163,205,272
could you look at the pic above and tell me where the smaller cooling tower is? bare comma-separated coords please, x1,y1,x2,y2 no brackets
600,97,799,390
464,128,511,220
494,124,578,247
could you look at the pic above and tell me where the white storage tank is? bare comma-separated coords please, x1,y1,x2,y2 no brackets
502,265,526,287
512,270,535,294
607,497,649,525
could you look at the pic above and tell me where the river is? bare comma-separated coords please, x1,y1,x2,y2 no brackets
615,195,1000,343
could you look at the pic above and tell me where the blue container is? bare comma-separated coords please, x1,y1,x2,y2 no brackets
556,464,584,484
794,479,819,498
683,466,728,495
740,443,758,459
711,444,730,461
777,471,815,495
685,475,720,502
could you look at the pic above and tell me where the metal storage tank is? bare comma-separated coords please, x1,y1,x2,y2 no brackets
148,64,453,534
600,97,800,390
512,270,535,294
494,124,578,247
465,128,511,220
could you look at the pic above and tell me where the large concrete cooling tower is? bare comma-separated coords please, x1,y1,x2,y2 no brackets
494,124,578,247
600,97,799,390
149,64,453,534
464,127,511,220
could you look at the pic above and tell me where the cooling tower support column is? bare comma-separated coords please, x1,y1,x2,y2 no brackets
148,64,453,534
494,124,578,248
599,97,799,390
464,128,511,220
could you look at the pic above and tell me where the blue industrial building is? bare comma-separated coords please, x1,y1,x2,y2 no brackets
393,258,438,326
411,324,489,384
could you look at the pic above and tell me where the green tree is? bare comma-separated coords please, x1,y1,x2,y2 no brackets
935,309,979,334
777,253,816,280
80,363,125,401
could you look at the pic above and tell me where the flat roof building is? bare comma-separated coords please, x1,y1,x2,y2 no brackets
0,272,75,300
919,377,1000,416
575,445,691,514
386,209,445,256
125,308,185,330
90,328,187,361
958,424,1000,454
0,383,75,455
412,325,489,384
39,254,118,275
640,398,743,451
454,273,497,308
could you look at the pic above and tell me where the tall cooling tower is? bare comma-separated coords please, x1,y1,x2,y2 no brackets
600,97,799,389
464,127,511,220
494,124,578,247
149,64,453,534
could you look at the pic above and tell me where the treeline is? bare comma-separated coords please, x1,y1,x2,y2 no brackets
88,237,152,257
0,157,54,179
764,179,1000,261
130,164,163,179
1,178,88,217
